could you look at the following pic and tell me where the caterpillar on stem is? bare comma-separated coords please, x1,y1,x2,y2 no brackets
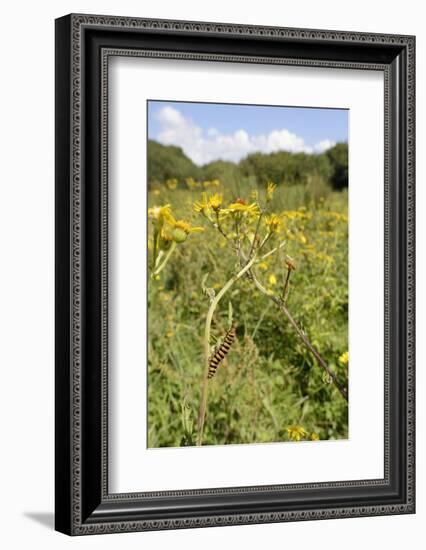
207,325,237,379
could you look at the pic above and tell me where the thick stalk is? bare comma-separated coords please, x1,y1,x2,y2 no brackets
196,255,257,446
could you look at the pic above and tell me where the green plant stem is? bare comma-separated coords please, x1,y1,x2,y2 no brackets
249,268,348,401
153,242,177,276
249,211,263,257
257,240,286,262
215,210,230,241
251,303,272,339
152,228,159,271
196,254,258,446
258,231,273,251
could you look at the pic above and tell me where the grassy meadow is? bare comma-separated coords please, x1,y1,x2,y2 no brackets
147,155,349,448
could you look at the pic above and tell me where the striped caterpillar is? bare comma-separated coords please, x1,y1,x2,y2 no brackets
208,325,237,379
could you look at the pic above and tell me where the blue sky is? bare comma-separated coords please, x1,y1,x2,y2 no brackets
148,100,348,166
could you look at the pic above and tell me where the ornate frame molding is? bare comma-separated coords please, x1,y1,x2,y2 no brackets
55,14,415,535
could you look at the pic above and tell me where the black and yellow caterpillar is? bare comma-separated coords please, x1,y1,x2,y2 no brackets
208,325,237,379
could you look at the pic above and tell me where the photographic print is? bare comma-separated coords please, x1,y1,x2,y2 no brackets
147,100,349,448
56,16,415,534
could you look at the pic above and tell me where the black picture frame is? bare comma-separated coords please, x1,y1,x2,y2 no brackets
55,13,415,536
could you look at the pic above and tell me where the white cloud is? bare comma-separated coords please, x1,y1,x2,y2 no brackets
154,106,336,165
313,139,336,153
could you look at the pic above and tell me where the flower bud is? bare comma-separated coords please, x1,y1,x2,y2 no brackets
171,227,188,243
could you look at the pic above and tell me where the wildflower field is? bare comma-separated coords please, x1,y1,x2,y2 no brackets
147,144,349,448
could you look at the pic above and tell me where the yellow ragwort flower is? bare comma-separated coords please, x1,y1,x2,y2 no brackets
166,178,178,190
311,432,320,441
265,213,281,233
286,426,307,442
174,220,204,233
268,274,277,286
339,351,349,366
186,177,201,190
203,179,221,189
148,204,175,227
283,210,305,221
208,193,223,211
225,200,260,216
193,192,210,214
266,181,277,201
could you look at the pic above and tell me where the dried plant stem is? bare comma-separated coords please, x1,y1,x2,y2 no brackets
196,255,258,446
249,268,348,401
282,268,291,301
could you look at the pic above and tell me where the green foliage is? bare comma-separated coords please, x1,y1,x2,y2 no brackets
239,150,333,186
147,140,349,192
147,181,348,448
147,140,201,185
201,159,240,184
326,143,349,190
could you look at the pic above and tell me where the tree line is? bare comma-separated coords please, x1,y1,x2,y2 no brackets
147,139,348,190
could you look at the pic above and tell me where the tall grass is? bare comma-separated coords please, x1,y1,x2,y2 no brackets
147,178,348,447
